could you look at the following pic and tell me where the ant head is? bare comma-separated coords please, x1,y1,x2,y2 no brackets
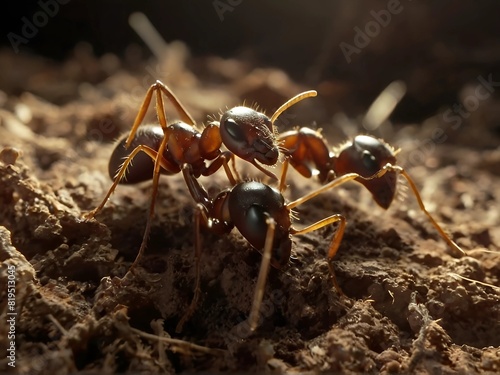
228,182,291,269
220,107,279,167
334,135,398,209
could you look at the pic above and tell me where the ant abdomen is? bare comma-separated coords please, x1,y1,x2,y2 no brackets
108,125,170,184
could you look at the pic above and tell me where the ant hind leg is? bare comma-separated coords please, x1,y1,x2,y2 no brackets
124,80,196,148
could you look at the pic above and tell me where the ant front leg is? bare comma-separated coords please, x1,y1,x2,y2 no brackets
202,151,239,185
289,167,466,258
287,173,363,209
176,165,234,332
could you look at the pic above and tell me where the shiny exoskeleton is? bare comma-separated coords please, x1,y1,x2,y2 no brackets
106,80,282,185
85,81,316,273
176,165,347,332
278,129,466,257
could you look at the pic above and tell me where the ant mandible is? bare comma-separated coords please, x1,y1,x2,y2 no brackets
278,129,467,258
84,80,317,271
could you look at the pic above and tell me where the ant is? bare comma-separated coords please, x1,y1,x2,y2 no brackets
276,80,465,257
174,160,376,332
278,127,467,258
84,80,317,271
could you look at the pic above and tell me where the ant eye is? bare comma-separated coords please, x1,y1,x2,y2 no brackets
362,150,378,172
223,118,246,143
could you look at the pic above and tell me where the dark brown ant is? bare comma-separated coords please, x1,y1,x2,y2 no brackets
175,163,354,332
278,129,467,257
84,80,316,271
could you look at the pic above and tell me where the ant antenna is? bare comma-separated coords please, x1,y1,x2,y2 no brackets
271,90,317,190
270,90,317,124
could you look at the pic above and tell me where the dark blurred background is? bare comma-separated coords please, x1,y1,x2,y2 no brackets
2,0,500,122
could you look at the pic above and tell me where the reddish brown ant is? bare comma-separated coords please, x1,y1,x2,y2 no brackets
84,80,328,332
278,127,467,258
275,81,466,257
84,80,317,271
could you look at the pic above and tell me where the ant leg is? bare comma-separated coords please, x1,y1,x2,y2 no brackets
156,80,195,125
85,145,174,220
87,144,173,273
248,217,276,331
230,154,242,183
290,165,466,257
287,173,362,209
176,203,208,333
181,164,211,208
203,152,238,186
278,157,290,193
291,214,347,296
125,84,156,148
376,164,466,257
125,81,195,148
127,112,173,272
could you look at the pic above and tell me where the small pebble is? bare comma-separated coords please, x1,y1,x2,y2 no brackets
0,147,21,165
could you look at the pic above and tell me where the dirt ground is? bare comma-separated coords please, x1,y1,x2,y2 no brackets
0,42,499,374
